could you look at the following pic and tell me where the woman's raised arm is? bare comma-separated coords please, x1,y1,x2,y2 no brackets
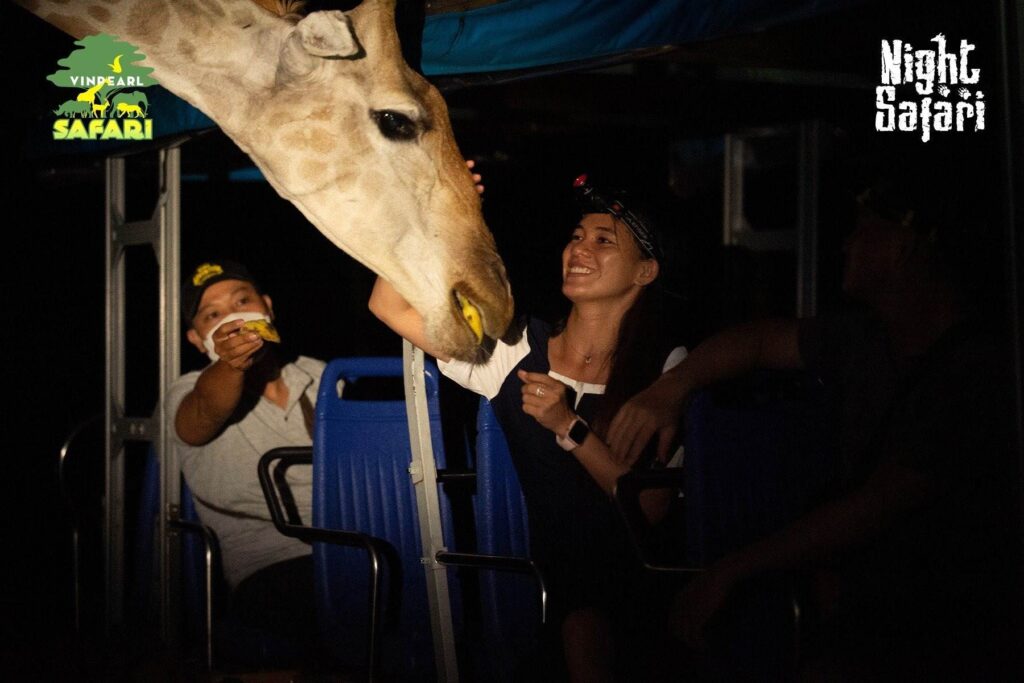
369,276,452,362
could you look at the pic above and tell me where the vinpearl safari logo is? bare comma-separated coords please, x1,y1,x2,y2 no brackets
875,34,985,143
48,33,156,141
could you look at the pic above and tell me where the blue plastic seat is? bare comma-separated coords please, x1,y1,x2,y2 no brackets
134,447,305,671
132,448,216,664
683,385,834,565
178,478,216,652
614,378,835,679
682,381,835,678
471,398,542,680
132,449,210,625
312,357,460,680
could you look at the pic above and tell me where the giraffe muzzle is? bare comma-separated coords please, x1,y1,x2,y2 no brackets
455,292,484,344
452,289,499,362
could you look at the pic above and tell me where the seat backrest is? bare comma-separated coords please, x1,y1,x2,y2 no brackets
474,398,530,558
682,380,835,677
130,447,162,623
179,479,200,626
312,357,458,679
131,448,211,636
472,398,540,682
684,383,835,563
179,478,211,640
138,446,303,668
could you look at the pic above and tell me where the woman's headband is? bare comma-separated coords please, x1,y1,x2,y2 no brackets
573,174,661,260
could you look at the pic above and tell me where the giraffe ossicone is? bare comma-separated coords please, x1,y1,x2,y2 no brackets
19,0,515,362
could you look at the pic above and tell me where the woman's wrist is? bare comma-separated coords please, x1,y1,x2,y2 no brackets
557,414,578,439
555,414,590,451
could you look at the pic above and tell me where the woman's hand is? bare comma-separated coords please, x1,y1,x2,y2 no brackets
518,370,576,437
466,159,484,195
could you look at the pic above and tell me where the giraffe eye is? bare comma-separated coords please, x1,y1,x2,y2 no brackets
372,110,418,141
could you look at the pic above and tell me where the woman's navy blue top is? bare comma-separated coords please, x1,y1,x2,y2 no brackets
440,317,686,621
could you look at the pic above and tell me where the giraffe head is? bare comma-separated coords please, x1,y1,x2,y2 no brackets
18,0,513,361
224,0,514,361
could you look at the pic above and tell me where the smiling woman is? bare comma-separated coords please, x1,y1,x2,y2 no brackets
560,213,658,306
369,174,687,680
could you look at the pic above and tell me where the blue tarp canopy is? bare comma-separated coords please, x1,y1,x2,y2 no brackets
148,0,867,134
421,0,861,76
30,0,864,155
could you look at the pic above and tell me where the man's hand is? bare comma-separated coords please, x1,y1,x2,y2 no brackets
518,370,576,437
211,319,263,371
608,369,688,466
671,561,741,649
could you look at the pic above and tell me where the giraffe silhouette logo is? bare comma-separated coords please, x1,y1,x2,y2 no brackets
48,34,158,141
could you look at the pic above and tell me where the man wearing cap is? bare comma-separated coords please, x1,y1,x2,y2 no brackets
607,154,1019,677
167,260,325,659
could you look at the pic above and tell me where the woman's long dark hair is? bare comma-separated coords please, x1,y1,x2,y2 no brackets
558,182,686,460
590,279,673,451
552,256,675,460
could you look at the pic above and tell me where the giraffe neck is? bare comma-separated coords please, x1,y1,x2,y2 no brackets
18,0,288,135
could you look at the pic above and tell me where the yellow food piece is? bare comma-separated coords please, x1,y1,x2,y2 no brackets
456,293,483,343
243,319,281,343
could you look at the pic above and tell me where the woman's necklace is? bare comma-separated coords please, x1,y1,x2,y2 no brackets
563,330,613,366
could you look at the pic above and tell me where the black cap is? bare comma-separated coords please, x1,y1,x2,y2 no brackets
572,174,663,261
182,260,260,325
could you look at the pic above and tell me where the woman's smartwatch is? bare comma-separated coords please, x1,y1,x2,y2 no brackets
556,416,590,451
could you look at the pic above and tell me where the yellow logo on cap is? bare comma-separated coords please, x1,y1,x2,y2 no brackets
192,263,224,287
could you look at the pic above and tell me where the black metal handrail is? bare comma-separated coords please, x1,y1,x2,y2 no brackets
432,468,548,624
57,413,102,634
435,550,548,624
257,446,400,683
168,517,219,672
614,467,802,670
613,468,698,574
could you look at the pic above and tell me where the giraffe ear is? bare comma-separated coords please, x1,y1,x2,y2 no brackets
279,10,363,80
296,11,361,57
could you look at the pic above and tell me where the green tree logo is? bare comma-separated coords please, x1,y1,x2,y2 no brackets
48,34,156,120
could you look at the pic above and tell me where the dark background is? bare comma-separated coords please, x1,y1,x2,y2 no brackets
1,0,1017,675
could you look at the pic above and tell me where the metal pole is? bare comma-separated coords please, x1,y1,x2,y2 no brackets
796,119,820,318
403,341,459,682
995,0,1024,592
104,145,184,642
157,146,183,647
722,134,744,247
105,157,127,631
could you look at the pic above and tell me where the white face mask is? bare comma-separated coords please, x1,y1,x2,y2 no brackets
202,311,270,363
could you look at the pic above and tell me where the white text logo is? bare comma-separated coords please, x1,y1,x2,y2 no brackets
875,34,984,143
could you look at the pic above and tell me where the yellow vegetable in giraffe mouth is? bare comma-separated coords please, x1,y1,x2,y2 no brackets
456,293,483,344
243,319,281,344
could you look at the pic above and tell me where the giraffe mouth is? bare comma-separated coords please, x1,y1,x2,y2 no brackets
453,290,497,361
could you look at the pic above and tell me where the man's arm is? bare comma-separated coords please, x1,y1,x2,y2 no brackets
608,318,804,465
676,461,937,646
175,319,262,446
175,362,247,446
